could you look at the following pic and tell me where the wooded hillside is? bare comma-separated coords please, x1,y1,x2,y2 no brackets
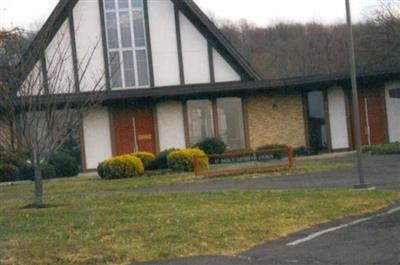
218,0,400,79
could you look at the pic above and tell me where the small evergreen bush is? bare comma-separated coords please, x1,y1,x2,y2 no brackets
49,152,80,178
167,148,209,172
150,149,178,170
195,138,227,155
0,164,20,182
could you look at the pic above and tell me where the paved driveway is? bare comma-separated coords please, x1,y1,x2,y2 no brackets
136,154,400,193
133,203,400,265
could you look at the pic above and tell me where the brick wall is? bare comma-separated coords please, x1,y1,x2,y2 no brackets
246,92,307,149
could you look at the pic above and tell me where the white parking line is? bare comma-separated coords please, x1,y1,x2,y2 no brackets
287,206,400,247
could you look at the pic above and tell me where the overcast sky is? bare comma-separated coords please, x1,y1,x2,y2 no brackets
0,0,379,30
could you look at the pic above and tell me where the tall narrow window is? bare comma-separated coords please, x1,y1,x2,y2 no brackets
217,98,245,149
307,91,327,151
187,100,214,146
104,0,149,89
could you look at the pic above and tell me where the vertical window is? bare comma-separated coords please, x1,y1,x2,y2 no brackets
307,91,327,151
217,98,245,149
103,0,149,89
187,100,214,146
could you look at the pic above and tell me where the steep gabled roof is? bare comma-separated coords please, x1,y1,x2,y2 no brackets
15,0,260,89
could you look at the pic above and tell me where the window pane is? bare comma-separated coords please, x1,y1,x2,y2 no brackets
123,51,136,87
187,100,214,146
131,0,143,8
132,10,146,47
109,52,122,88
217,98,245,149
106,12,119,49
119,12,132,48
118,0,129,9
307,91,327,150
105,0,115,10
136,50,149,86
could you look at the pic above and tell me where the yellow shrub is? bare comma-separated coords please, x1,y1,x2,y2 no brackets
167,148,209,172
132,152,155,170
98,155,144,179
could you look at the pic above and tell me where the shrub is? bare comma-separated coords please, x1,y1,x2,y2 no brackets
195,137,227,155
362,143,400,155
98,155,144,180
0,164,20,182
132,152,155,170
150,149,178,170
40,164,57,180
167,148,209,172
257,144,288,159
49,152,80,178
294,146,318,157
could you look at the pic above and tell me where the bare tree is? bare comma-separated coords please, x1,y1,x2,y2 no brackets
0,27,105,207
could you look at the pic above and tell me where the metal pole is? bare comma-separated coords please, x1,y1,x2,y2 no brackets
345,0,367,189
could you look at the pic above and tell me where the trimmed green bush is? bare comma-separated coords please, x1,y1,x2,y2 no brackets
98,155,144,180
294,146,318,157
150,149,178,170
195,138,227,155
167,148,209,172
133,152,155,170
0,164,20,182
257,144,288,159
362,143,400,155
49,152,79,178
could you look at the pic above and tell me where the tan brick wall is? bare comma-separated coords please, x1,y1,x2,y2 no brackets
247,92,306,149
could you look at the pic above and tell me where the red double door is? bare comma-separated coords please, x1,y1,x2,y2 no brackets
112,105,156,155
358,87,386,145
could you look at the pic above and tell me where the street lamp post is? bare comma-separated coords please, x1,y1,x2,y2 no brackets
345,0,367,189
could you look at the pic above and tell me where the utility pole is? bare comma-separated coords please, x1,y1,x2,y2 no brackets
345,0,367,189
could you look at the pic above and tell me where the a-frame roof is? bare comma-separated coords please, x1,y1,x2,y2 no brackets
16,0,260,89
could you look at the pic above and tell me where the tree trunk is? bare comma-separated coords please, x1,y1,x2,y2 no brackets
33,164,43,207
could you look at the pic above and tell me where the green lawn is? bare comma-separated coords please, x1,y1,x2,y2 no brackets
0,160,353,199
1,189,399,265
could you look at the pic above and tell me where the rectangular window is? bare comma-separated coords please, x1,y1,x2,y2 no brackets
103,0,149,89
119,12,132,48
109,52,122,88
187,100,214,146
217,98,245,149
123,51,136,87
307,91,327,151
106,13,119,49
136,50,149,86
186,98,246,149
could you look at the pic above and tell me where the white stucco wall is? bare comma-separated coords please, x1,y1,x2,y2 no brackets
83,107,112,170
179,12,210,85
73,0,106,91
148,0,180,87
385,82,400,142
45,19,75,94
328,86,350,150
213,49,240,82
156,101,186,150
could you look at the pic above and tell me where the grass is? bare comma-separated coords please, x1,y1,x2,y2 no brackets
0,160,353,199
0,189,399,265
